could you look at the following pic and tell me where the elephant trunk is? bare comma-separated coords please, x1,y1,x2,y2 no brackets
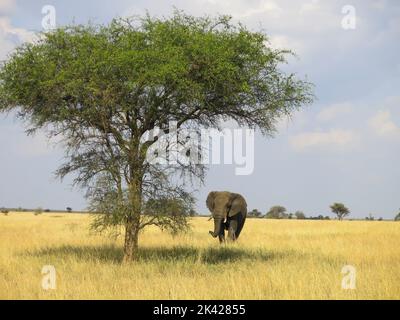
209,218,223,238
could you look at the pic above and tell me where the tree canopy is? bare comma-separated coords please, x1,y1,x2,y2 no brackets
330,203,350,220
0,11,313,261
265,206,287,219
294,211,306,220
248,209,262,218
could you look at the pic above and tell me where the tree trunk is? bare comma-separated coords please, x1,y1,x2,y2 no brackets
123,219,139,263
122,161,143,262
122,140,145,263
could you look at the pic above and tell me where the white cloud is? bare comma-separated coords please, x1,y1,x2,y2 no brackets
0,17,34,42
299,0,320,15
0,0,15,14
201,0,282,18
233,0,282,18
384,96,400,108
289,129,359,151
267,35,305,54
0,17,35,59
317,103,353,122
276,109,308,132
368,110,400,138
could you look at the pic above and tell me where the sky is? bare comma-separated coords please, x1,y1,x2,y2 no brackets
0,0,399,219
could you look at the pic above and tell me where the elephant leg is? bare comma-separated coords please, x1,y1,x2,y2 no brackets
234,212,246,239
227,219,238,241
218,222,225,244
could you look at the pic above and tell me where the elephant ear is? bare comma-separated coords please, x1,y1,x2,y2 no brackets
227,193,244,217
206,192,216,211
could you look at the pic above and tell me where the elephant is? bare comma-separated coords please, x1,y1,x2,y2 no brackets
206,191,247,243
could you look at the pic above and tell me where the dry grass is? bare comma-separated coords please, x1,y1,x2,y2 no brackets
0,213,399,299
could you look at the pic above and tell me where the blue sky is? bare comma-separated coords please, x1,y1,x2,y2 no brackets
0,0,399,218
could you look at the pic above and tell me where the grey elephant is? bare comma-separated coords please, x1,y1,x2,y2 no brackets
206,191,247,243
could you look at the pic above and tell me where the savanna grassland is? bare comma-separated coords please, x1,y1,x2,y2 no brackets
1,213,399,299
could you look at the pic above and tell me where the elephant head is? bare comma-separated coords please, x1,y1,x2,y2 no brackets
206,191,247,242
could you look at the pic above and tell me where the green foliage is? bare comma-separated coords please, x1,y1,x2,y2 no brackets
395,211,400,221
330,203,350,220
265,206,287,219
248,209,262,218
0,11,313,135
294,211,306,220
142,197,193,235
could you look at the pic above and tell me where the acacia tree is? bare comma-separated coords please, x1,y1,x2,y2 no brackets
330,203,350,221
0,12,313,262
265,206,287,219
248,209,262,218
294,210,306,220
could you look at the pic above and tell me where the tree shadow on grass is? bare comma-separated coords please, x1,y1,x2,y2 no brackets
27,245,299,265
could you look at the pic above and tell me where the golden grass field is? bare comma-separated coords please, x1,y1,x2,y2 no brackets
1,212,399,299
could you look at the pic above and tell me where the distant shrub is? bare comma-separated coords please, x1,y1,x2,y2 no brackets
308,215,325,220
44,209,51,213
1,208,9,215
395,211,400,221
366,214,375,221
295,211,306,220
265,206,287,219
66,207,72,213
248,209,262,218
34,207,43,216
